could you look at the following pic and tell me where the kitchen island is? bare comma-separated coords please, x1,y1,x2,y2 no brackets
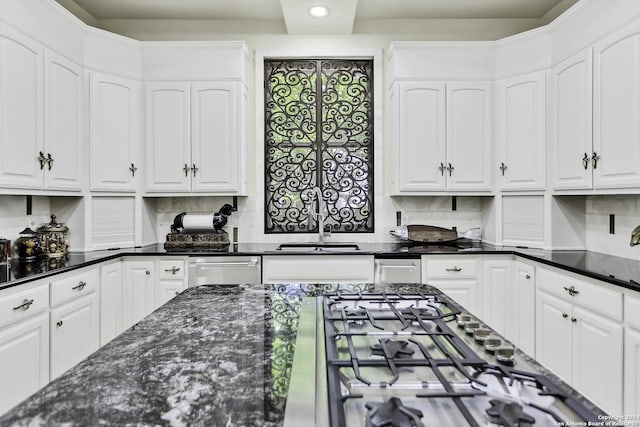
0,283,606,426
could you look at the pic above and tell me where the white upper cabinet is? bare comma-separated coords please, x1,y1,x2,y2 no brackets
145,81,246,194
90,72,141,192
592,20,640,189
0,25,82,192
495,71,546,191
44,50,83,191
390,81,492,193
550,49,593,190
0,25,44,189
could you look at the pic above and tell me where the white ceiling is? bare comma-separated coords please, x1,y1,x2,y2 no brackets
55,0,579,36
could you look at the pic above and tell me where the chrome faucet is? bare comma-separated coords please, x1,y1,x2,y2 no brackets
631,225,640,246
309,186,328,243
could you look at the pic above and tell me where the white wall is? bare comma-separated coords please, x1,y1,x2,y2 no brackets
586,195,640,260
0,196,52,246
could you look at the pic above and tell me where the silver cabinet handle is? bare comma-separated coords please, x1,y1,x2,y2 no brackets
592,152,600,169
38,152,47,170
438,162,445,176
191,164,198,177
165,266,181,274
525,274,531,279
562,313,568,318
582,153,590,170
446,266,462,272
194,261,258,267
447,162,454,176
378,264,417,270
129,163,138,177
563,285,579,296
56,320,63,327
183,164,191,177
499,162,507,176
571,317,577,323
47,153,54,170
13,299,34,311
146,270,151,275
72,281,86,291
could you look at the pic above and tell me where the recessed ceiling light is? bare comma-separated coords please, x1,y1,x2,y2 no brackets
309,6,329,18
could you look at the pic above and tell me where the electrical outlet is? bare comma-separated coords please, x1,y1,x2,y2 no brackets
609,214,615,234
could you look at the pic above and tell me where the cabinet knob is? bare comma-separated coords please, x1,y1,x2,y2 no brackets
525,274,531,279
72,281,86,291
12,299,34,311
446,266,462,272
146,270,151,275
563,285,579,296
175,291,180,296
562,313,568,318
571,317,577,323
56,320,63,327
499,162,507,176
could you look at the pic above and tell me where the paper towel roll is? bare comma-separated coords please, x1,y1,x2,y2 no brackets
181,214,215,233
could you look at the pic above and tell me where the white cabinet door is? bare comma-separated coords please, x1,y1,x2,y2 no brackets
550,49,593,190
191,82,241,193
593,21,640,189
482,259,511,336
100,262,122,346
0,312,49,415
535,290,573,381
43,50,82,191
144,82,191,192
495,71,546,191
156,281,184,308
0,25,44,189
50,293,100,380
511,262,535,356
90,72,140,192
430,279,480,317
572,305,623,415
122,261,155,329
446,82,492,191
396,82,446,192
625,327,640,416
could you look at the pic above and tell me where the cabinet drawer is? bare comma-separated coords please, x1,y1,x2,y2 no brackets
0,281,49,328
158,259,185,280
51,268,99,307
423,257,478,279
625,293,640,329
263,255,374,283
537,268,622,321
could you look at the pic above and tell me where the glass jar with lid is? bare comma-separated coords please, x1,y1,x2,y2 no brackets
37,214,69,258
14,227,44,262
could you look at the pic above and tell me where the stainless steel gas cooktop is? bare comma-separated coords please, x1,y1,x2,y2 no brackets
284,287,609,427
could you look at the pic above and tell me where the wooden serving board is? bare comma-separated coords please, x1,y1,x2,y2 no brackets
407,225,458,243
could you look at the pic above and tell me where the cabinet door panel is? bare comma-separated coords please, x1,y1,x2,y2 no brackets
0,312,49,415
191,82,239,192
145,83,191,192
0,26,44,189
535,291,572,382
44,51,82,190
100,262,122,346
446,82,492,191
122,261,155,329
496,72,546,191
50,293,99,380
512,262,535,355
430,279,480,317
90,73,140,192
482,260,510,336
625,327,640,416
593,23,640,188
156,281,184,309
550,50,593,190
397,82,446,191
572,306,623,415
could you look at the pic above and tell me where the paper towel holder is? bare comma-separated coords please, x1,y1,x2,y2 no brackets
170,203,235,234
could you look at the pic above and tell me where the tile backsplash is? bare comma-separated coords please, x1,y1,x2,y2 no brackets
586,195,640,260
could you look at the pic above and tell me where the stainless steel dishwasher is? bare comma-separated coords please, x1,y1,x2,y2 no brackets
374,257,421,284
188,256,261,286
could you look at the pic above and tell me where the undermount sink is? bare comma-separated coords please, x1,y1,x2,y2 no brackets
275,242,360,252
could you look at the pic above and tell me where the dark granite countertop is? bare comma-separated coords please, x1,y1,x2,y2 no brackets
2,241,640,293
0,283,605,426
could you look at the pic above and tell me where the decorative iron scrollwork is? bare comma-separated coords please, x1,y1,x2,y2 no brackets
264,59,374,234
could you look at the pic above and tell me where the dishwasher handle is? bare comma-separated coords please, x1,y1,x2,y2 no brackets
375,263,417,270
193,260,259,267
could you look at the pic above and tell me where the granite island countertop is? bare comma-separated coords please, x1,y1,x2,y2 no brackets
0,283,606,426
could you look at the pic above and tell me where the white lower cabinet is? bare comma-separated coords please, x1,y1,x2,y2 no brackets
481,258,511,336
624,293,640,416
509,262,535,356
262,255,374,284
49,268,100,380
156,258,186,307
100,261,123,346
0,280,50,415
536,268,623,415
122,260,155,330
422,256,482,317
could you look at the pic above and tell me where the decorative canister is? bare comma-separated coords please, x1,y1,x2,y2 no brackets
37,214,69,258
14,227,44,262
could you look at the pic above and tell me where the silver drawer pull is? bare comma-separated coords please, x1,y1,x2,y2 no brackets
196,261,258,267
72,281,86,291
165,266,181,274
563,285,579,296
446,266,462,272
56,320,63,327
380,265,417,269
13,299,34,311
